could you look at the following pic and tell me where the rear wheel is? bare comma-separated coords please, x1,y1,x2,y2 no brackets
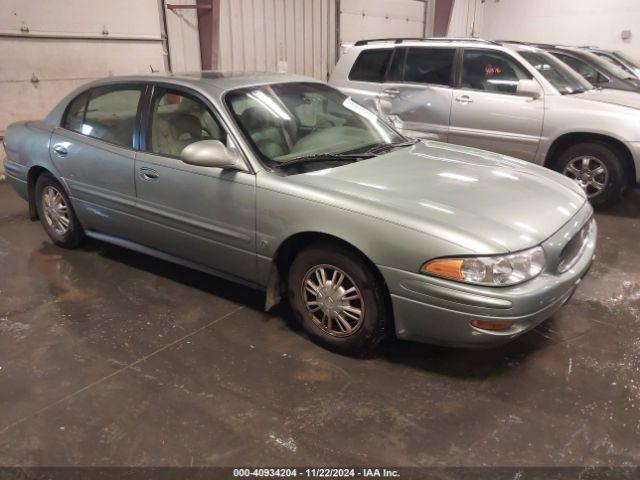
556,142,625,207
35,173,83,248
287,242,388,356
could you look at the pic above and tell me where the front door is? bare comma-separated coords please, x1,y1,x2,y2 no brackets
49,84,143,238
377,47,456,141
448,49,544,162
133,86,257,283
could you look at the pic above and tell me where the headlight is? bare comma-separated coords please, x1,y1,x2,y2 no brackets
421,246,546,286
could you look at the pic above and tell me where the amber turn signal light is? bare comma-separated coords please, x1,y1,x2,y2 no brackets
470,320,514,331
421,259,464,280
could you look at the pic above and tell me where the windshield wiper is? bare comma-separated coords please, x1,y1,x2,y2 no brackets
274,152,374,168
364,138,420,155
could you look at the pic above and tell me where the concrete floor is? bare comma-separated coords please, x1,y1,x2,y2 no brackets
0,180,639,468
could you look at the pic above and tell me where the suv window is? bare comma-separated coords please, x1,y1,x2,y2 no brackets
552,53,603,85
404,48,455,86
461,50,532,94
148,89,226,158
72,86,143,148
349,49,392,82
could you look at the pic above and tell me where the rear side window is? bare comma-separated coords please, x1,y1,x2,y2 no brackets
387,48,407,82
83,86,142,148
461,50,532,94
349,49,392,82
404,48,455,86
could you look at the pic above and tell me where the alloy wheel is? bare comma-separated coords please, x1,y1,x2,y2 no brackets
301,264,365,337
562,156,609,198
42,186,70,235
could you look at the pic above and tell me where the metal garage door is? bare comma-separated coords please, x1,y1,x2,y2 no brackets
339,0,433,50
218,0,338,81
0,0,201,134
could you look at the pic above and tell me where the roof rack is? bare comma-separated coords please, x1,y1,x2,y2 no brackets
496,40,569,49
353,37,499,47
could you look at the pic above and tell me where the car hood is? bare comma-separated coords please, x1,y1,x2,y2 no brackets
288,141,587,254
574,88,640,109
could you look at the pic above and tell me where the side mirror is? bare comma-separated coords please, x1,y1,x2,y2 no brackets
180,140,245,170
516,79,542,98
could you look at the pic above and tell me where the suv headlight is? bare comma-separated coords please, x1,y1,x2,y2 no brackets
421,246,546,286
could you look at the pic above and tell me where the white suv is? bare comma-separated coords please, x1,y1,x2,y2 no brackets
330,38,640,206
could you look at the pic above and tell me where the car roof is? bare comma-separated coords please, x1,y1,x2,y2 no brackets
81,71,319,93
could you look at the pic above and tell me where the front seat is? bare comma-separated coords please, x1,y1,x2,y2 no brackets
240,107,288,158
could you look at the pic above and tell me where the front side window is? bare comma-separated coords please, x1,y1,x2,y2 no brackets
148,89,226,157
81,86,142,148
552,53,602,85
519,50,591,94
349,49,393,82
404,48,455,86
461,50,532,94
226,82,403,167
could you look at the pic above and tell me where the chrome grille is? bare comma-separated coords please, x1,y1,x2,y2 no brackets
558,218,594,273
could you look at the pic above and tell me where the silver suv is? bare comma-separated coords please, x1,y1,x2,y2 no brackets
330,38,640,206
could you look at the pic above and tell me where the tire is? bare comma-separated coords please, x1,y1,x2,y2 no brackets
35,173,83,248
287,242,389,357
555,142,626,207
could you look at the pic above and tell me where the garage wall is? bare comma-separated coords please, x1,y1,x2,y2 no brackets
480,0,640,59
0,0,200,135
447,0,482,37
339,0,434,51
448,0,640,60
218,0,337,81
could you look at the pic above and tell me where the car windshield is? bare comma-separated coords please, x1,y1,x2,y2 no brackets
614,51,640,74
225,82,404,168
518,50,592,94
581,50,635,79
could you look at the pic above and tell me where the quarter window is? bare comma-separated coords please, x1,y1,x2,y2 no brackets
349,49,393,82
148,89,226,157
403,48,455,86
62,92,89,133
461,50,532,94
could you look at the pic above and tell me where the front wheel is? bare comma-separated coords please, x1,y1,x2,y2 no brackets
556,142,625,207
287,242,389,356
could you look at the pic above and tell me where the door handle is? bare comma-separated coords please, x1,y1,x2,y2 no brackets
139,167,159,181
382,88,400,98
455,95,474,104
53,144,68,157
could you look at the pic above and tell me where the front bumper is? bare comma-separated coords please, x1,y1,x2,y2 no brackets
380,204,596,348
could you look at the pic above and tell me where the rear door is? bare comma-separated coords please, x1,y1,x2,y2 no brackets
448,49,544,161
377,46,456,141
133,85,257,283
339,48,394,113
49,84,143,239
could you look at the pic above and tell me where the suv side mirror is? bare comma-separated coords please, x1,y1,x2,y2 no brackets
180,140,245,170
516,79,542,98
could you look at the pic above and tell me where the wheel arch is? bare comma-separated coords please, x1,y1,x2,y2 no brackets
26,165,53,220
544,132,636,184
265,231,394,329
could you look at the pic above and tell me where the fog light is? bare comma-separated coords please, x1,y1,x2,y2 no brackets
470,319,514,331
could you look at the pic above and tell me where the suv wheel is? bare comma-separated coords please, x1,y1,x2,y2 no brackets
556,142,625,207
35,173,84,248
287,242,388,356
